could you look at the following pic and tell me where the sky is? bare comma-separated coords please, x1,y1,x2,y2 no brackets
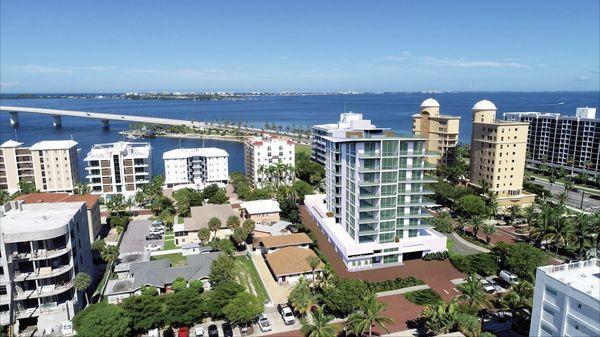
1,0,599,93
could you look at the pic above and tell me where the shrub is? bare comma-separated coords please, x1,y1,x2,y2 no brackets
422,251,449,261
449,253,499,276
404,289,443,306
365,276,424,292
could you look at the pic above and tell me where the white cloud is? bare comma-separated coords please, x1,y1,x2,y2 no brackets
574,75,591,81
422,57,529,68
0,81,19,89
378,51,413,62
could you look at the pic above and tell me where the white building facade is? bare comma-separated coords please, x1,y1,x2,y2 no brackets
530,259,600,337
163,148,229,190
305,113,446,271
0,200,94,335
84,142,152,200
244,134,295,188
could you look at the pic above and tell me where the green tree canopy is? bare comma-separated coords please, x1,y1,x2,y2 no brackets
322,278,369,317
73,303,131,337
163,287,205,327
171,276,188,293
223,291,264,324
122,293,165,333
209,254,237,288
455,195,488,219
493,242,548,281
204,281,245,318
226,215,241,230
292,180,315,203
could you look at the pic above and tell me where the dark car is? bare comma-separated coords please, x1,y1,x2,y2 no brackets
146,234,162,240
222,322,233,337
208,324,219,337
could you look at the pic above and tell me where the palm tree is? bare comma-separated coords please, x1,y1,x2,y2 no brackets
523,204,536,233
125,197,135,214
346,292,394,337
546,217,574,254
300,306,336,337
508,205,521,226
226,215,240,230
74,272,92,306
487,193,499,219
481,224,496,244
242,219,256,233
457,275,491,315
306,255,321,292
289,277,316,317
455,216,468,235
470,216,485,240
422,299,459,335
208,217,221,237
564,178,574,193
557,192,568,207
478,179,491,198
573,214,594,259
74,182,90,195
317,264,337,291
198,228,211,244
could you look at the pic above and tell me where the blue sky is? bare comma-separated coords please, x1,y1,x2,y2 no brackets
1,0,598,92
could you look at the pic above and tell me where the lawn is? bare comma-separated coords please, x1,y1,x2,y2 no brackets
151,253,187,267
295,143,311,155
163,237,176,250
404,289,443,306
235,256,270,303
446,236,456,252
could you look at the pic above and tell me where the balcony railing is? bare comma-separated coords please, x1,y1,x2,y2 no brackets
13,264,72,282
358,151,381,158
15,281,74,300
29,247,70,261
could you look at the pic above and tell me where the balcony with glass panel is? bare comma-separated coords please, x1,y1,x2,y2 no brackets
358,223,378,235
359,199,379,211
358,159,380,172
358,172,380,186
359,186,379,198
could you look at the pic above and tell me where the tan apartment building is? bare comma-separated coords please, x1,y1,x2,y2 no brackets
469,99,535,207
412,98,461,165
0,140,79,194
84,142,152,200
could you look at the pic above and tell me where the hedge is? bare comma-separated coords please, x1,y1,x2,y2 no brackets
366,276,424,293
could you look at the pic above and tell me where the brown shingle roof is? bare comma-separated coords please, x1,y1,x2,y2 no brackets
257,233,313,249
265,247,324,277
15,193,99,209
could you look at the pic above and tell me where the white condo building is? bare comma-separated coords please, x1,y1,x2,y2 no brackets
0,200,94,335
305,112,446,271
530,259,600,337
163,147,229,190
244,134,295,188
0,140,79,194
84,142,152,200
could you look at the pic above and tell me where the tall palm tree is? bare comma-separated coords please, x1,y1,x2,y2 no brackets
300,306,336,337
482,224,496,244
564,178,574,193
74,272,91,306
422,299,459,335
546,217,574,254
74,181,91,195
523,204,536,233
487,193,499,220
306,255,321,292
346,292,394,337
470,216,485,240
556,192,568,208
317,264,337,291
457,275,491,315
573,213,594,259
508,205,521,226
455,216,468,235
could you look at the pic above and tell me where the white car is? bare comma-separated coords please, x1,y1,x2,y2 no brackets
480,279,495,293
144,243,161,251
257,314,272,332
149,227,164,235
194,327,204,337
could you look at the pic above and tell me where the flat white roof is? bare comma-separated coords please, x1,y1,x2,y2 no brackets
85,141,151,160
240,199,281,215
29,140,78,151
1,202,84,236
540,259,600,299
0,140,24,148
163,147,228,159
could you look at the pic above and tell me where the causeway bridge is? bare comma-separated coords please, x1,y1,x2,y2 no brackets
0,106,206,128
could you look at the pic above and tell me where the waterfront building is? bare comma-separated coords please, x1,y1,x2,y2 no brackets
0,140,79,194
305,112,446,271
469,100,535,207
0,200,94,334
84,142,152,200
412,98,461,165
244,134,295,188
529,259,600,337
503,107,599,177
14,193,102,244
162,147,229,190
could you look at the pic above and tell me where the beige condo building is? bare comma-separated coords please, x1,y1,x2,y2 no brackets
412,98,461,165
0,140,79,194
469,99,535,207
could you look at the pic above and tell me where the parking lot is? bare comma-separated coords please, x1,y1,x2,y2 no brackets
119,219,163,254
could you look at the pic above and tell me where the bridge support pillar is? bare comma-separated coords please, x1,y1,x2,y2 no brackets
52,115,62,128
101,119,109,129
9,111,19,127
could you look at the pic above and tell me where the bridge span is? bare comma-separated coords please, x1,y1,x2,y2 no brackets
0,106,206,129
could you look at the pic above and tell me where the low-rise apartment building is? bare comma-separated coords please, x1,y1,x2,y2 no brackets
469,100,535,207
412,98,461,165
0,200,94,335
244,134,295,188
84,142,152,200
0,140,79,194
306,112,446,271
163,147,229,190
240,199,281,225
503,107,599,176
530,259,599,337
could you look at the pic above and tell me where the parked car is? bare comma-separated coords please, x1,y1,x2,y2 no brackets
144,243,161,251
194,327,204,337
146,234,162,240
150,227,165,235
221,322,233,337
207,324,219,337
480,279,496,293
277,303,295,325
178,326,189,337
257,314,272,332
499,270,519,285
148,328,160,337
152,220,164,227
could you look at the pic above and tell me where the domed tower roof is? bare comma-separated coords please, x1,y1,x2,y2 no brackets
420,98,440,108
472,99,497,111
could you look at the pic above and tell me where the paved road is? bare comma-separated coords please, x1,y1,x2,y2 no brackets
119,219,162,253
533,178,600,212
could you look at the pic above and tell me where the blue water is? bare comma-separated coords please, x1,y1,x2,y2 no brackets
1,92,598,178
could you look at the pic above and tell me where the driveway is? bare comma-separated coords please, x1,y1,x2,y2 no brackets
250,252,293,305
300,206,464,301
119,219,161,253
